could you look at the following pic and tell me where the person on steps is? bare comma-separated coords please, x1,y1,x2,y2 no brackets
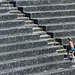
66,37,75,59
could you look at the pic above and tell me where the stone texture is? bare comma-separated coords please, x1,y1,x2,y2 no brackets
0,14,17,21
22,3,75,12
0,33,40,44
48,29,75,38
29,10,75,18
0,20,25,28
0,0,74,75
41,22,75,31
0,27,33,35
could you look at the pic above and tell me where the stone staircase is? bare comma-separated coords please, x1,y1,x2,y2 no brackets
0,0,74,75
14,0,75,46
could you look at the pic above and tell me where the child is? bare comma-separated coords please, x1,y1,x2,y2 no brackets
66,37,75,59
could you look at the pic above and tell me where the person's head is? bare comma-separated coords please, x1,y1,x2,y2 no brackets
68,37,73,42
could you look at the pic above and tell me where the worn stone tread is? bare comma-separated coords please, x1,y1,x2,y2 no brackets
28,67,75,75
0,45,63,59
0,60,71,74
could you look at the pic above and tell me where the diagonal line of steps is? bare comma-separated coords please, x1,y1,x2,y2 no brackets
0,1,72,75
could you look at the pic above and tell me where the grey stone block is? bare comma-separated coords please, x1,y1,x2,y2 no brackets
0,39,48,52
0,60,71,75
41,22,75,31
0,7,9,13
16,0,75,6
0,20,25,28
0,53,64,70
0,45,63,61
0,26,33,35
47,29,75,38
22,3,75,12
16,0,53,6
0,13,17,21
30,67,75,75
29,10,75,18
0,33,39,44
34,16,75,24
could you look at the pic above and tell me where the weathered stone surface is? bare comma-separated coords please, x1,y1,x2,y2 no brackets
41,22,75,31
0,0,74,75
0,60,71,75
0,39,48,52
0,27,33,35
48,29,75,38
0,20,25,28
0,33,40,44
34,16,75,24
0,13,17,21
0,7,9,13
28,10,75,18
22,3,75,12
0,53,64,70
16,0,75,6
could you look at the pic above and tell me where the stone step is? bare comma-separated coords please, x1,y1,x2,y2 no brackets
56,36,75,45
25,24,38,27
71,61,75,67
0,39,48,52
34,16,75,24
16,0,55,6
28,67,75,75
28,10,75,18
47,29,75,38
2,4,13,7
40,34,51,39
0,33,39,44
16,0,75,6
17,17,29,20
0,13,17,21
0,60,71,75
33,31,46,35
2,1,9,4
0,26,32,36
0,53,64,70
25,20,34,24
33,27,43,32
0,7,18,13
48,41,60,46
40,22,75,31
17,13,25,17
57,49,66,53
40,38,55,43
0,20,25,28
0,45,63,61
22,3,75,12
9,10,22,14
8,7,18,11
0,7,9,13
